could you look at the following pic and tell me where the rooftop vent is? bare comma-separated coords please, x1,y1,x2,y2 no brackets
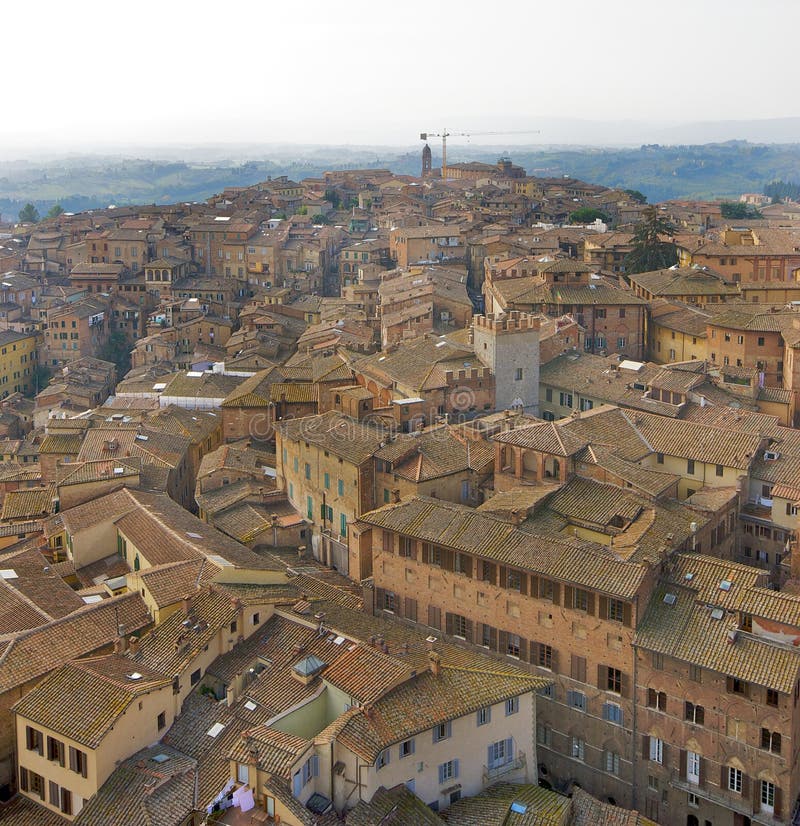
663,593,677,606
710,608,724,620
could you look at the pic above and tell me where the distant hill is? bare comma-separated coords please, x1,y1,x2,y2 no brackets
2,141,800,220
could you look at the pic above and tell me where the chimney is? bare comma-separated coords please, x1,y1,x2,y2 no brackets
182,594,192,616
425,635,437,651
129,636,140,656
113,636,126,655
428,651,441,677
510,508,524,526
226,684,236,707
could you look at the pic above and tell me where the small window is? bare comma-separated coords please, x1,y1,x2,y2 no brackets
399,739,415,758
190,669,201,685
687,459,695,474
715,464,724,477
477,707,491,726
506,696,519,716
157,711,166,730
252,612,260,625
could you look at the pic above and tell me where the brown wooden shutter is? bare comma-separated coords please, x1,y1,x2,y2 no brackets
404,597,417,622
69,746,77,773
499,566,507,588
464,619,473,644
647,687,656,707
428,604,441,630
410,540,418,560
443,549,454,572
551,582,560,604
679,749,687,780
519,637,528,662
598,664,608,690
564,585,574,609
720,764,727,789
375,587,385,614
623,602,632,627
19,767,28,792
499,630,508,655
586,592,595,615
726,676,734,693
620,671,630,699
394,597,403,619
445,612,454,636
662,743,669,768
486,625,498,651
529,576,539,597
641,735,649,760
550,647,559,674
599,595,609,621
696,705,704,726
741,773,750,799
699,757,707,789
774,786,782,819
462,555,472,577
475,559,483,580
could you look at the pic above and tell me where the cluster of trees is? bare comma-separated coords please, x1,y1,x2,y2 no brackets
764,180,800,203
624,206,678,274
18,203,64,223
720,201,762,219
568,207,608,225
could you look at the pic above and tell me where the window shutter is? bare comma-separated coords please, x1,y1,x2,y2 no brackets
599,596,608,620
564,585,574,609
699,757,707,788
498,630,508,655
445,612,454,636
505,737,513,761
696,705,704,726
720,764,727,789
623,602,632,627
551,582,560,604
647,687,656,707
550,647,559,674
438,763,445,784
453,758,459,779
487,625,498,651
464,619,474,644
81,752,87,778
499,567,507,587
602,703,610,721
475,559,482,580
409,540,418,560
679,749,687,780
529,575,539,597
486,745,494,770
375,587,385,614
741,773,750,799
410,739,415,755
293,772,302,797
49,781,59,806
428,605,441,630
641,735,649,760
443,549,454,572
519,573,528,595
726,676,734,693
519,637,528,662
69,746,77,773
775,786,783,819
19,767,28,792
662,743,669,767
598,665,607,690
586,592,595,615
620,671,630,698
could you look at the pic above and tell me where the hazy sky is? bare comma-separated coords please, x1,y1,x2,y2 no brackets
3,0,799,152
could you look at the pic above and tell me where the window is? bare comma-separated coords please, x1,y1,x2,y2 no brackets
514,368,523,381
656,452,664,464
476,707,491,726
304,462,311,480
488,737,513,769
595,308,607,319
617,337,626,349
567,690,586,711
760,780,775,813
46,736,64,766
399,536,413,557
537,643,553,669
604,750,620,775
190,668,201,685
767,688,779,707
573,589,589,611
69,746,88,778
651,652,664,670
607,599,625,623
26,726,43,755
728,766,743,794
758,336,765,347
685,702,704,725
687,459,695,474
506,697,519,716
545,388,553,402
452,613,468,638
324,472,330,489
715,464,724,477
728,676,748,696
340,513,347,537
506,633,521,658
537,723,552,746
687,750,701,785
376,749,390,770
607,667,622,693
382,590,396,613
438,759,459,783
571,737,586,761
647,688,667,711
649,737,663,764
689,664,702,682
507,569,521,590
252,612,260,625
433,721,451,742
761,728,782,754
559,392,573,408
603,702,623,725
157,711,166,731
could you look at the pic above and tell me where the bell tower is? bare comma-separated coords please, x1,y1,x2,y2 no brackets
421,143,432,178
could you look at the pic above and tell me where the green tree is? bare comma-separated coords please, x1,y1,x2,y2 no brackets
624,189,647,204
720,201,762,220
97,331,132,377
324,189,341,209
45,204,65,219
311,213,329,225
568,207,608,224
18,203,40,223
623,205,678,274
295,205,308,215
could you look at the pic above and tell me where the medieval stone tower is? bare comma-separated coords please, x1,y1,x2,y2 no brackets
472,311,541,414
421,143,432,178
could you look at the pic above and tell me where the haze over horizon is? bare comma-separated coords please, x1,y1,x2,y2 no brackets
3,0,799,159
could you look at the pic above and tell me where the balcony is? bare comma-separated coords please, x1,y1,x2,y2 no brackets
483,751,526,783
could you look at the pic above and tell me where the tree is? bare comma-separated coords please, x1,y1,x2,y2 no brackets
720,201,762,220
624,189,647,204
311,213,329,225
568,207,608,224
18,203,40,223
45,204,65,219
97,331,132,377
623,205,678,274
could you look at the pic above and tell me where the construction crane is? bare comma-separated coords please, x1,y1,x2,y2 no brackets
419,128,540,180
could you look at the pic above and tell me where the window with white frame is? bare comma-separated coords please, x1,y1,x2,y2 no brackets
760,780,775,813
649,737,663,764
487,737,513,770
687,750,700,785
571,737,585,761
727,766,742,794
604,750,620,775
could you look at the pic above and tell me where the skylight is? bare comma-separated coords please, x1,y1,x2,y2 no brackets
710,608,724,620
244,701,257,711
207,723,225,738
0,569,18,580
663,593,677,606
719,580,732,591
